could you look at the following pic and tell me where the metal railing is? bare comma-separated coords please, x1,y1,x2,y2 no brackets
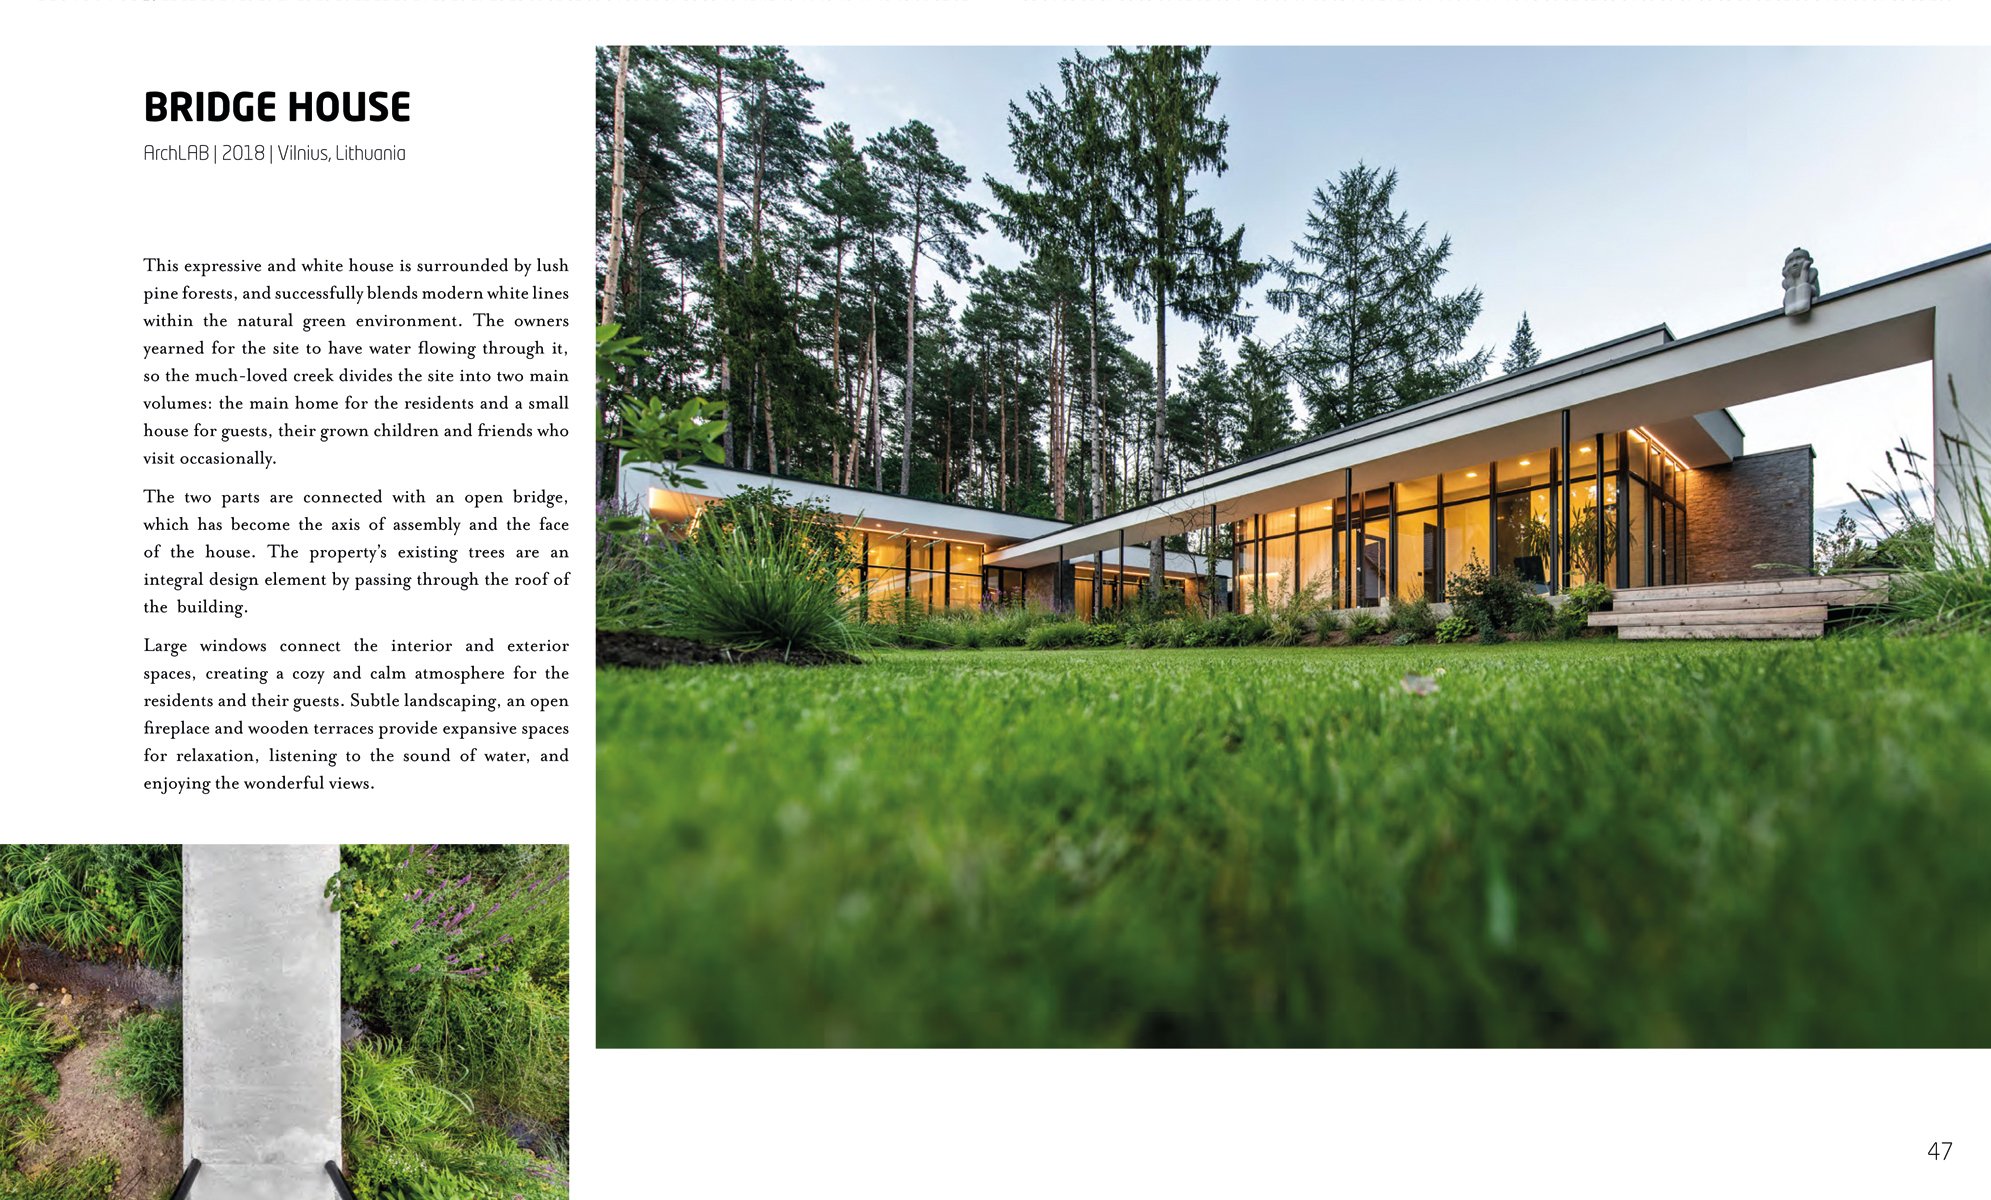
326,1161,360,1200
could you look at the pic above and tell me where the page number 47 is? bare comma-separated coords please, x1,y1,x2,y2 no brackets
1927,1141,1952,1161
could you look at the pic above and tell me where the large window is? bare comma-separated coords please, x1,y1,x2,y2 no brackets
849,530,992,619
1221,426,1689,609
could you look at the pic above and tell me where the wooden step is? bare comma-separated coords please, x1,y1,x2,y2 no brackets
1617,622,1823,640
1612,590,1881,614
1612,574,1888,603
1592,606,1828,628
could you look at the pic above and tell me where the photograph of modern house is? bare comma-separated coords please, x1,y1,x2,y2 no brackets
627,241,1990,624
596,45,1991,1051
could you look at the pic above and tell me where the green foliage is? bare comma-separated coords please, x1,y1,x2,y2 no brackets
1846,391,1991,631
1515,597,1555,638
1021,619,1084,650
647,503,862,658
1260,573,1334,646
1344,612,1383,640
1267,162,1490,433
0,846,182,968
0,1155,118,1200
342,1042,565,1200
1434,614,1473,644
1386,596,1438,641
0,987,70,1125
7,1111,54,1153
328,846,570,1127
1503,311,1542,374
1562,581,1613,615
96,1011,182,1118
1445,558,1538,636
601,636,1991,1047
598,323,726,492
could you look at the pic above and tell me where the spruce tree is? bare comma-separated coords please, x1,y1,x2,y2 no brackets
1267,163,1490,434
1503,312,1542,374
1103,45,1263,589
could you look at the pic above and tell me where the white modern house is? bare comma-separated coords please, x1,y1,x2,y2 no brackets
628,242,1990,622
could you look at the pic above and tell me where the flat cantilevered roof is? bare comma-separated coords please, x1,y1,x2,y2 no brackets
987,241,1991,570
620,462,1231,578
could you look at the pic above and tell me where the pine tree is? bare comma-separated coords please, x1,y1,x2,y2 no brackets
1103,45,1263,588
1503,312,1541,374
868,120,984,496
990,51,1125,520
807,122,894,486
1267,163,1490,434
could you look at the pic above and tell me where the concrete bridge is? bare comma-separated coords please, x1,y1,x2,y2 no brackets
182,844,343,1199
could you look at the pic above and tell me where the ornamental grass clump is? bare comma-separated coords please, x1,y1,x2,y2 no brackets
97,1010,182,1118
656,503,861,659
0,844,182,968
1857,381,1991,632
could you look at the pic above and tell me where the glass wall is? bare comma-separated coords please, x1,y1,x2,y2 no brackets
1226,426,1689,608
846,530,994,619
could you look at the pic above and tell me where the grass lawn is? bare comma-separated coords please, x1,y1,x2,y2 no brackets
598,634,1991,1047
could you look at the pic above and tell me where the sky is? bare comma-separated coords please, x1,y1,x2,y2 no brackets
791,46,1991,523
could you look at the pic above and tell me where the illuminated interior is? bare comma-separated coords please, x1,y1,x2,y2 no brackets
1234,429,1689,610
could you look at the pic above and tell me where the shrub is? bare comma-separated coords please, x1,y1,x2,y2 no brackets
1435,614,1473,644
328,846,570,1127
1445,557,1537,634
1203,612,1270,647
1390,631,1419,646
1345,612,1383,640
652,504,861,659
1261,572,1335,646
1024,620,1096,650
342,1041,566,1200
1387,597,1438,641
96,1010,182,1118
1514,594,1555,638
1563,581,1613,615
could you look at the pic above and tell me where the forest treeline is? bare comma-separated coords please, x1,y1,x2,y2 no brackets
595,45,1543,533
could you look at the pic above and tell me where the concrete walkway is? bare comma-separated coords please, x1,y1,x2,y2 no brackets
183,845,343,1199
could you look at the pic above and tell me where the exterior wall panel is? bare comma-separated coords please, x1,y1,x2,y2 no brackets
1683,446,1815,582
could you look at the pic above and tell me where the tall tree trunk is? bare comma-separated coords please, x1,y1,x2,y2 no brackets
999,364,1008,511
1151,278,1168,592
713,57,733,467
597,45,630,501
898,203,924,496
600,47,629,327
1089,260,1103,521
868,304,883,491
763,367,776,472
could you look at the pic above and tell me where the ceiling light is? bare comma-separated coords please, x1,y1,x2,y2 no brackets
1518,459,1532,467
1465,471,1478,479
1579,446,1592,455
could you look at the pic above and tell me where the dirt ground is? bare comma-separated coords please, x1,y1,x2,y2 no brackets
10,973,183,1200
598,627,859,668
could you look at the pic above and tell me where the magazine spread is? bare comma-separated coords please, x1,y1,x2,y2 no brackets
4,3,1989,1197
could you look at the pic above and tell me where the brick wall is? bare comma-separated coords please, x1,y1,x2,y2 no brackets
1683,445,1815,582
